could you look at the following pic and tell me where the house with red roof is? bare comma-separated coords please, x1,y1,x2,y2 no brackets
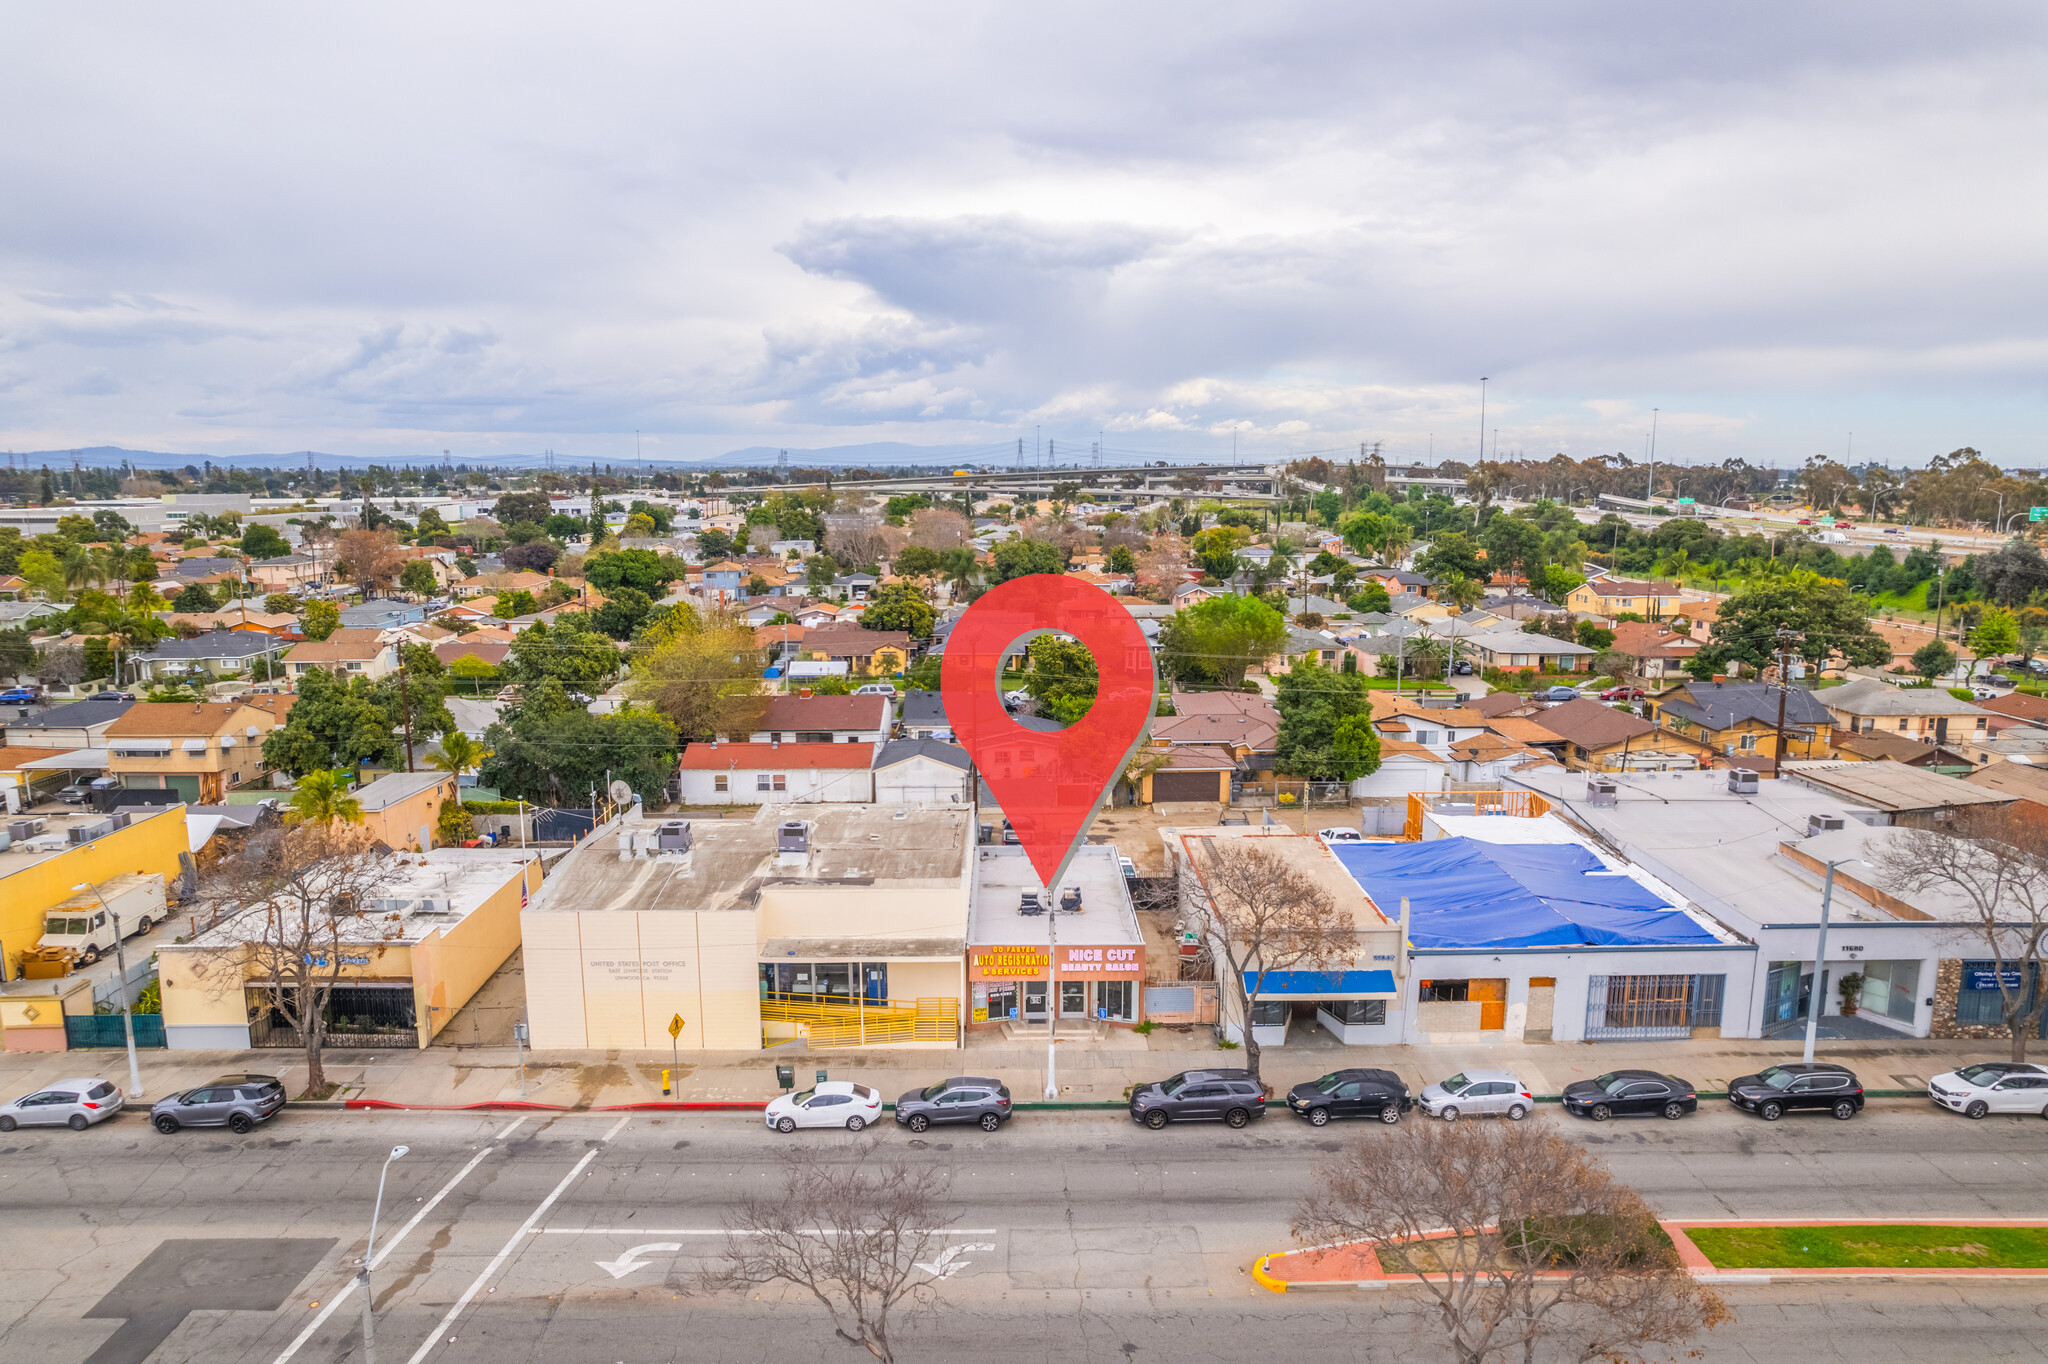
676,740,876,804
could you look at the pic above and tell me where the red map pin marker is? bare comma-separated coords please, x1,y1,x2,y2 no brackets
941,574,1156,892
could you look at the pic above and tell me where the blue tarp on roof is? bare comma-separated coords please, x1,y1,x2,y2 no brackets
1329,837,1717,950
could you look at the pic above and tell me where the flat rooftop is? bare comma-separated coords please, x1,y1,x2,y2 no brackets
967,845,1141,948
532,804,974,916
1163,827,1395,931
174,847,540,949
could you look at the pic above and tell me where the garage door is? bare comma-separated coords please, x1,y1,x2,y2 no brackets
1152,770,1223,803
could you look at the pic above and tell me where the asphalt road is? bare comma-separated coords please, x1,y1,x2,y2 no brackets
3,1098,2046,1363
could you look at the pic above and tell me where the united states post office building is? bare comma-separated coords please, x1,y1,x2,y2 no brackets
521,805,976,1050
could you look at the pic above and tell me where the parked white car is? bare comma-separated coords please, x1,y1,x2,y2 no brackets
0,1078,124,1132
1928,1062,2048,1119
765,1080,884,1133
1417,1070,1533,1121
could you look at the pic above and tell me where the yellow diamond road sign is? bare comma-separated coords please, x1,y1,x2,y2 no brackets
668,1014,685,1039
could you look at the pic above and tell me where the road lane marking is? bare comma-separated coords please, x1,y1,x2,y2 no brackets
594,1243,683,1279
404,1149,599,1364
494,1116,527,1141
599,1114,630,1143
271,1145,497,1364
914,1243,994,1279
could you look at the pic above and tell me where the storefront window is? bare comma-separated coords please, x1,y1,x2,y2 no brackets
1857,960,1920,1023
817,964,854,1000
985,983,1018,1019
1419,980,1469,1002
1094,981,1134,1021
1956,961,2032,1026
1250,1000,1290,1026
1324,999,1386,1026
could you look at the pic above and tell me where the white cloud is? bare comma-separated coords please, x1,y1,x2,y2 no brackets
0,3,2042,465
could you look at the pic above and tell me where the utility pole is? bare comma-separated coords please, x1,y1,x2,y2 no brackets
77,880,142,1099
1648,408,1659,500
1043,905,1059,1100
1771,629,1796,773
397,651,415,773
1803,858,1862,1064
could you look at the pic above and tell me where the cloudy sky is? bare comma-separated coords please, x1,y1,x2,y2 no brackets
2,3,2044,467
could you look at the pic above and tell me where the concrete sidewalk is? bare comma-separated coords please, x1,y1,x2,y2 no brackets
0,1024,1994,1110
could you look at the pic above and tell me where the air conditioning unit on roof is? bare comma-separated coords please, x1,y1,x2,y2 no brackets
1807,813,1846,836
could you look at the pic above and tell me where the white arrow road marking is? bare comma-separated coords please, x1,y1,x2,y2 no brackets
594,1243,683,1280
913,1243,993,1280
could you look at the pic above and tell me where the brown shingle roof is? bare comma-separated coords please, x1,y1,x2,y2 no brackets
756,694,890,731
285,628,390,662
1528,697,1663,749
105,701,276,738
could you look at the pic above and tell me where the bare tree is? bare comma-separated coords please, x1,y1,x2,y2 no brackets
904,506,970,552
700,1149,959,1363
334,527,408,597
825,512,892,572
1182,838,1354,1083
1295,1121,1728,1364
201,823,402,1095
1873,809,2048,1060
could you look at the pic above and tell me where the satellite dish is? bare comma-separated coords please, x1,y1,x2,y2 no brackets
608,780,633,804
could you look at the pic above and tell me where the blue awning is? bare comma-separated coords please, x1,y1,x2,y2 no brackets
1330,837,1717,950
1243,969,1397,998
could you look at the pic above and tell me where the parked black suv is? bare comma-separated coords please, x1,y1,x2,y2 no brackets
1129,1069,1267,1129
1561,1070,1698,1122
894,1076,1012,1133
1285,1068,1411,1126
1726,1063,1863,1121
150,1074,286,1134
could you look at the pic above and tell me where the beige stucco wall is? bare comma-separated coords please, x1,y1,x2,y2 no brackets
409,857,539,1043
522,907,764,1051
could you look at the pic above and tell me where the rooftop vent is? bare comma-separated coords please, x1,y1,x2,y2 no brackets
1807,813,1846,836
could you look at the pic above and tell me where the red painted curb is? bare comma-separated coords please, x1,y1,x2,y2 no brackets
338,1098,770,1112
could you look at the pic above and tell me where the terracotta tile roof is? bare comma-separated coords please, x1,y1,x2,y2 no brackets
0,745,90,770
1378,738,1446,762
1582,578,1683,596
1479,715,1567,746
1470,691,1540,718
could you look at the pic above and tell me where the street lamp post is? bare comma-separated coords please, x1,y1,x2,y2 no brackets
74,881,141,1099
1043,906,1059,1100
1803,859,1865,1064
359,1143,410,1364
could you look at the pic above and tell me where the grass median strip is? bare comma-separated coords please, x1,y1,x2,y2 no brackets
1686,1224,2048,1271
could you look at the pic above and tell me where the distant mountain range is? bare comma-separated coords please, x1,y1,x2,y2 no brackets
7,440,1211,472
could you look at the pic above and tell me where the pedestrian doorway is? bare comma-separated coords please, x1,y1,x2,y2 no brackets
1023,981,1048,1022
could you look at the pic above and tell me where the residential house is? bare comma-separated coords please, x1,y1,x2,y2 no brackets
1832,732,1977,770
1819,678,1991,755
1566,577,1688,620
1647,679,1836,767
1170,582,1218,608
340,602,428,631
433,637,511,672
1964,759,2048,826
0,573,30,599
127,629,288,683
872,738,974,806
166,556,242,583
1135,742,1238,804
744,693,891,745
351,771,460,851
246,554,322,592
801,627,911,677
284,628,400,682
1611,620,1700,679
1,695,135,750
769,539,816,558
1530,698,1717,771
0,600,64,630
676,741,877,804
1362,569,1434,597
1459,629,1597,674
1973,691,2048,736
1153,689,1281,779
103,700,286,802
163,609,298,636
1267,627,1346,673
794,602,843,628
827,572,880,602
900,689,952,739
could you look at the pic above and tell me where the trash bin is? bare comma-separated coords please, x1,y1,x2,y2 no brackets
775,1064,794,1091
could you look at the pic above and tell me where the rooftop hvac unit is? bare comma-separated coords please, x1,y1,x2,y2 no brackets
655,820,693,853
108,812,133,831
1018,891,1045,916
0,831,9,853
776,820,809,854
1585,779,1618,807
1727,769,1760,795
1059,885,1084,913
8,819,33,841
68,819,113,844
1807,813,1846,836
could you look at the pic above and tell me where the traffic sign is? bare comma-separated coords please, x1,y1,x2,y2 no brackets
2032,507,2047,522
1677,497,1694,505
667,1013,685,1039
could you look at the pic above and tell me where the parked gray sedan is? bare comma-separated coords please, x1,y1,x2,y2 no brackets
0,1078,124,1131
1417,1069,1533,1121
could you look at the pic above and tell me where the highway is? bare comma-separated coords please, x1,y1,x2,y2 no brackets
4,1098,2047,1362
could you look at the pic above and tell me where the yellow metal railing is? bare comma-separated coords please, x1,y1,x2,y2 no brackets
1405,789,1552,840
759,995,958,1048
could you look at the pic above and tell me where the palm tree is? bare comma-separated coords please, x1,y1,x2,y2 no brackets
1436,573,1485,615
60,544,100,596
286,769,364,826
427,731,485,781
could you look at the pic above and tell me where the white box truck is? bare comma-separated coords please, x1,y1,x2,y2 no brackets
32,873,168,970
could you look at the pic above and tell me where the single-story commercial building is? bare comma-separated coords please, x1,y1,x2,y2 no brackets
966,845,1145,1028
